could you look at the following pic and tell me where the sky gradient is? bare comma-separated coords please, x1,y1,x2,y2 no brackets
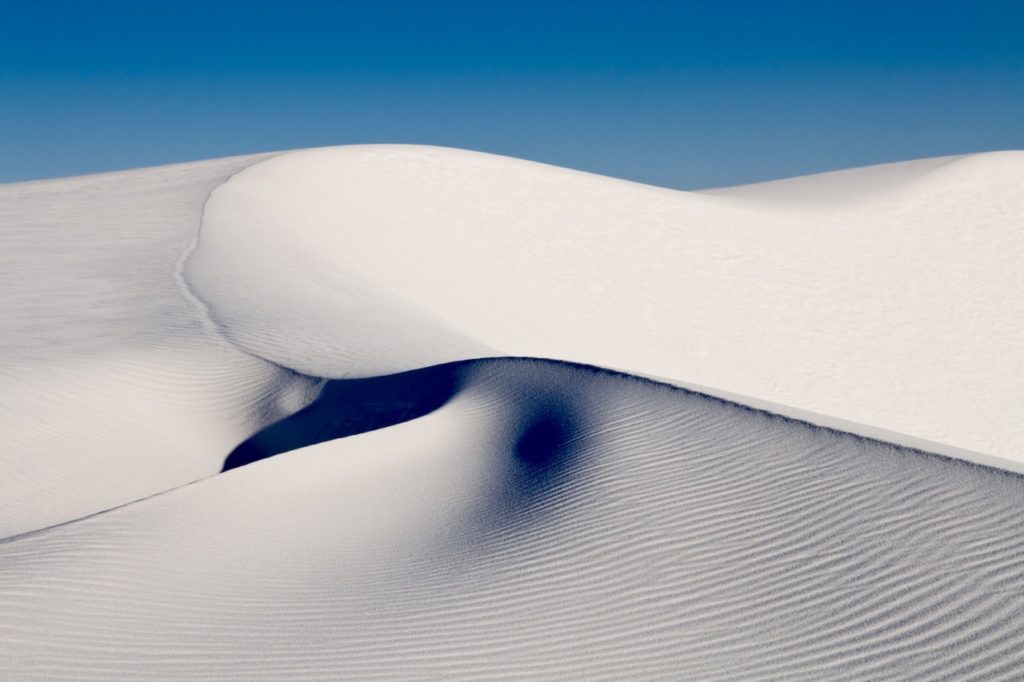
1,1,1022,188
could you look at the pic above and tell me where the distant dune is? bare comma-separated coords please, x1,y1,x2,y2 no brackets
188,146,1024,460
1,146,1022,679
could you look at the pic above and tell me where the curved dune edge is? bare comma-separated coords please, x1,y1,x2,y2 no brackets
185,144,1023,465
1,144,1020,538
639,370,1024,476
3,358,1024,680
4,358,1014,547
0,155,322,538
224,357,1024,480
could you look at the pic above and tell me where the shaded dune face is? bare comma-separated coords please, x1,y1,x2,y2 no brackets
225,360,585,506
507,392,584,505
4,358,1024,680
224,362,467,470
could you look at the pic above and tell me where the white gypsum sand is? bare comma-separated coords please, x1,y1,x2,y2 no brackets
2,145,1022,538
2,359,1024,680
0,156,319,537
2,146,1023,679
187,145,1024,461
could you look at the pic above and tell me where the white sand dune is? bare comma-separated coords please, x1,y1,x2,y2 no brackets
3,359,1024,680
0,158,319,537
1,145,1023,678
188,146,1024,462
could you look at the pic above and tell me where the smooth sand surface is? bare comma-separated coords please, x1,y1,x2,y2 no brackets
189,146,1024,461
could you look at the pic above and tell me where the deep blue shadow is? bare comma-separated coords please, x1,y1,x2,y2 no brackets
222,362,466,472
510,399,581,494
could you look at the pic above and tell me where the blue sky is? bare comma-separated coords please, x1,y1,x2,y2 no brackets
1,1,1022,187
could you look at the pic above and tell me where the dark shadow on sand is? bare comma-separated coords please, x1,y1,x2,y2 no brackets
511,398,582,494
222,362,467,472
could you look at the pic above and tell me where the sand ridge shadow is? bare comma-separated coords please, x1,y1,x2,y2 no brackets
223,361,469,471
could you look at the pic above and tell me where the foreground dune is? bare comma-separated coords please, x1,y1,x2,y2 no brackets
3,359,1024,679
1,145,1022,678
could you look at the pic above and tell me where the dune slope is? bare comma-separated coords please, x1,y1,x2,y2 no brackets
187,146,1024,462
3,359,1024,680
0,156,319,537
